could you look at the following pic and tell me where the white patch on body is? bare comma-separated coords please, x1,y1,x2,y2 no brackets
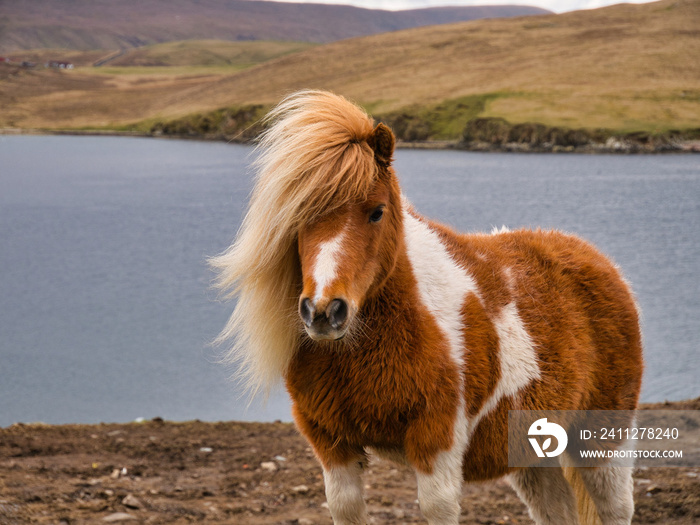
402,199,542,523
502,266,515,292
402,208,480,366
466,301,542,443
322,462,367,525
312,227,346,304
403,203,479,524
491,225,511,234
490,302,541,405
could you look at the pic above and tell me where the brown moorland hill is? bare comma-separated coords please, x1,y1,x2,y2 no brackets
0,0,550,51
179,0,699,133
1,0,697,138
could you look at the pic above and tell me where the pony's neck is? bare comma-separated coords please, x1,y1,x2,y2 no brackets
360,236,428,349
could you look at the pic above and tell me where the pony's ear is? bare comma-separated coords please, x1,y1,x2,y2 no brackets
368,123,395,167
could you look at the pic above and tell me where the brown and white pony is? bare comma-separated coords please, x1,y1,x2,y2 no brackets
211,91,643,525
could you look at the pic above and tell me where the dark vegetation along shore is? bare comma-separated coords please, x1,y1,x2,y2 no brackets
1,399,698,524
141,104,700,154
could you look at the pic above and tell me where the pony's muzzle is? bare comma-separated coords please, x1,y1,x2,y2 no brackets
299,297,351,341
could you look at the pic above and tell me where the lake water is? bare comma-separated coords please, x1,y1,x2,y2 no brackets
1,135,698,427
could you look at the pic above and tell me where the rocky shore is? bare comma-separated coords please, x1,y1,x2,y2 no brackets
144,111,700,154
1,399,698,524
399,138,700,153
9,100,699,155
4,127,699,155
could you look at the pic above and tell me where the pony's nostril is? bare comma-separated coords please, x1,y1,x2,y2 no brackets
327,299,348,329
300,298,314,327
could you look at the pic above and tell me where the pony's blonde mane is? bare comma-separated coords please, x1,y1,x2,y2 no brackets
210,90,379,396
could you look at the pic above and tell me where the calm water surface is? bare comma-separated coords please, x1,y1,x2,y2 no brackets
1,136,698,426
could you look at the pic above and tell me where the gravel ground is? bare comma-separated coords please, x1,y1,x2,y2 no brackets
1,400,698,524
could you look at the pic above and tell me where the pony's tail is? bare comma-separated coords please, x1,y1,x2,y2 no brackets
562,466,602,525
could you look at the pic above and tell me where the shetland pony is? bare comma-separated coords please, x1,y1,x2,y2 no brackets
211,91,643,525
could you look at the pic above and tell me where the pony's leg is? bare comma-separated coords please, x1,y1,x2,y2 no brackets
574,466,634,525
414,450,463,525
410,404,469,524
322,459,368,525
508,466,580,525
292,407,368,524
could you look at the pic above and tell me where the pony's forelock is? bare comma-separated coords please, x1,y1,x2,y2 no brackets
210,90,379,395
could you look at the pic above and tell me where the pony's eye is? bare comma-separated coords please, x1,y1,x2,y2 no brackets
369,206,385,223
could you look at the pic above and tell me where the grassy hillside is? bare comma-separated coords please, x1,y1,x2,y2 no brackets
175,0,698,134
104,40,316,68
1,0,698,140
0,0,549,51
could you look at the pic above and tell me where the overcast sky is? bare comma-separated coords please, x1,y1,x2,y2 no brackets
268,0,658,14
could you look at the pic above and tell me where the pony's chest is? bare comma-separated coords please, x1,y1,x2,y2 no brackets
286,350,415,445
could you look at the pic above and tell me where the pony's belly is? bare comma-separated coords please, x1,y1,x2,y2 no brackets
461,410,513,482
368,418,513,482
366,446,409,467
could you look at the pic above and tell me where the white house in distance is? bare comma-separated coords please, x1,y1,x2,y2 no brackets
46,60,74,69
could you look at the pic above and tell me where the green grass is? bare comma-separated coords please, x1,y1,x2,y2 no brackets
372,93,511,141
416,93,508,139
126,104,270,141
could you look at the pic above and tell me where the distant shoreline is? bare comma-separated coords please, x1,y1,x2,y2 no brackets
3,128,699,154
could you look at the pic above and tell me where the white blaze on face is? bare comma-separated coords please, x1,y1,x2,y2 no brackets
312,227,347,304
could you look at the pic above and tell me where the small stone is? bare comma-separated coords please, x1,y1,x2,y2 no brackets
122,494,143,509
110,469,121,479
273,455,287,461
199,447,213,453
291,484,310,494
260,461,278,472
102,513,136,523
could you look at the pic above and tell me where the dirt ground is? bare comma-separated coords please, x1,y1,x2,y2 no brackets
1,400,698,525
